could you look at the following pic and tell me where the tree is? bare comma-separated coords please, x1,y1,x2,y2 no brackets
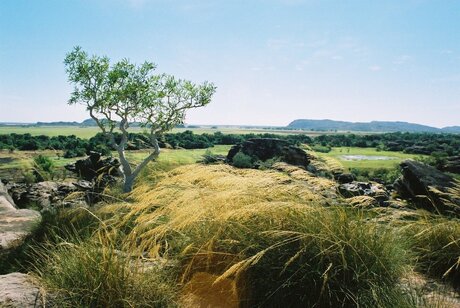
64,47,216,192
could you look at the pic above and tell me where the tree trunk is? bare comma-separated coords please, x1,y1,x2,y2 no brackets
123,174,135,193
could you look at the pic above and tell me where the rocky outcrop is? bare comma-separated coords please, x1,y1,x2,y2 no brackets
6,181,87,213
394,160,460,216
65,152,120,200
0,272,45,307
65,151,120,182
334,173,355,184
338,181,389,204
227,138,310,169
0,182,41,260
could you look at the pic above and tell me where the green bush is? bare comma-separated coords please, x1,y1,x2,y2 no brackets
63,147,86,158
311,144,332,153
32,154,55,181
232,152,253,168
350,167,400,184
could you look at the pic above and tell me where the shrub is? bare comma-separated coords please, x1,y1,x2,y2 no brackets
232,152,253,168
311,144,332,153
32,154,55,181
63,147,86,158
199,149,226,165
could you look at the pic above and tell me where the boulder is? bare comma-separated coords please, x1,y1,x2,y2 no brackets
65,151,120,181
0,272,45,307
334,173,355,184
6,181,86,213
338,181,389,204
0,182,41,260
227,138,310,168
394,160,460,216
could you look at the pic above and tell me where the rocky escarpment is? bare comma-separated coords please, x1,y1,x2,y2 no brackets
227,138,310,169
394,160,460,217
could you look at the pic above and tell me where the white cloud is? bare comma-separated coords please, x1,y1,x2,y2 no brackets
369,65,382,71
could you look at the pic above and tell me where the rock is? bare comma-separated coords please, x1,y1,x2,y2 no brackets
338,181,389,204
347,196,379,208
65,151,120,182
394,160,460,216
334,173,355,184
227,138,310,168
442,155,460,174
0,182,41,260
0,272,45,307
6,181,86,213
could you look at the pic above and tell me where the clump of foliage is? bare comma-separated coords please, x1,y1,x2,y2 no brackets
402,216,460,288
199,149,226,164
256,157,280,170
63,147,86,158
32,154,55,181
350,166,400,184
311,144,332,153
231,152,253,168
31,226,177,307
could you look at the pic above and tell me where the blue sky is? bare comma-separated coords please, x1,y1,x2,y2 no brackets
0,0,459,127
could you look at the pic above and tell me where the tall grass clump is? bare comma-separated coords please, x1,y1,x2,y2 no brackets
402,215,460,288
30,206,177,307
117,164,415,307
31,228,178,307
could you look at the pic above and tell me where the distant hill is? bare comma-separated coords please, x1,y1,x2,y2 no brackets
287,119,460,133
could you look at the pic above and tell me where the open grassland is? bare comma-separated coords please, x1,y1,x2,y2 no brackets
316,147,422,171
0,125,373,139
0,145,232,181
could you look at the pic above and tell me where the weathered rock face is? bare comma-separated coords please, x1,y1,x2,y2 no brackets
394,160,460,216
338,181,389,204
0,272,45,307
6,181,87,213
0,182,41,260
227,138,310,168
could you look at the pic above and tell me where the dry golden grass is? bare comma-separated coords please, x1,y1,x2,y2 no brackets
115,164,329,255
94,163,415,306
305,149,345,175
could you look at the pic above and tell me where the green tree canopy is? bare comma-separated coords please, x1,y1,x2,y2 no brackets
64,46,216,192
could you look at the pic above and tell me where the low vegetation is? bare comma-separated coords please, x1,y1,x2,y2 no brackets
25,164,436,307
1,130,458,306
402,215,460,287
